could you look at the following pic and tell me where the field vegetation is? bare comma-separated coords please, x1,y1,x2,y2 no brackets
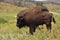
0,2,60,40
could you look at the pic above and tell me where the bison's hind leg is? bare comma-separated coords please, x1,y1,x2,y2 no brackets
46,23,51,32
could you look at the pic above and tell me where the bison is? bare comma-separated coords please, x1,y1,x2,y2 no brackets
16,6,56,35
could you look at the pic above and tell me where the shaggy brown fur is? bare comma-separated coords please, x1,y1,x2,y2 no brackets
16,6,55,35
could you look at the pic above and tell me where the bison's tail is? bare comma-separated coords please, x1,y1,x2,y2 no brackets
53,17,56,23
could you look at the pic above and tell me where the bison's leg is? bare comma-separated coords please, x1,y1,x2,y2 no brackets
29,25,35,35
33,26,36,32
29,26,33,35
46,23,51,31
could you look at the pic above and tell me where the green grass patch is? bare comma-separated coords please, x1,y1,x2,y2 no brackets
0,3,60,40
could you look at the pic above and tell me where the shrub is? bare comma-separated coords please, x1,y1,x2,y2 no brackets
0,18,8,24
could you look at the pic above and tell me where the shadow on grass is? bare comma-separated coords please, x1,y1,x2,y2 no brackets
0,18,8,24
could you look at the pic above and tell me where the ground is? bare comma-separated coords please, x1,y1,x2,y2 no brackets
0,2,60,40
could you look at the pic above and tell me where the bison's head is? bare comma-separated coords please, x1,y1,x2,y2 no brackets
16,16,25,28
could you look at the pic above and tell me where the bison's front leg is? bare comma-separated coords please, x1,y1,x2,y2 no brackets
33,26,36,32
29,25,35,35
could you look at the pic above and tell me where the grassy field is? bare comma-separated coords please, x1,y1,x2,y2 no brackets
44,4,60,13
0,3,60,40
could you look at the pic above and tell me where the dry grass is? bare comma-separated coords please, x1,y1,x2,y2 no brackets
0,2,60,40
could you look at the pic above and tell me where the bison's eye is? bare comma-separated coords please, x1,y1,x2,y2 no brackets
20,18,24,20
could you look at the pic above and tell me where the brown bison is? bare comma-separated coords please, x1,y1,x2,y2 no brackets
16,6,55,35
